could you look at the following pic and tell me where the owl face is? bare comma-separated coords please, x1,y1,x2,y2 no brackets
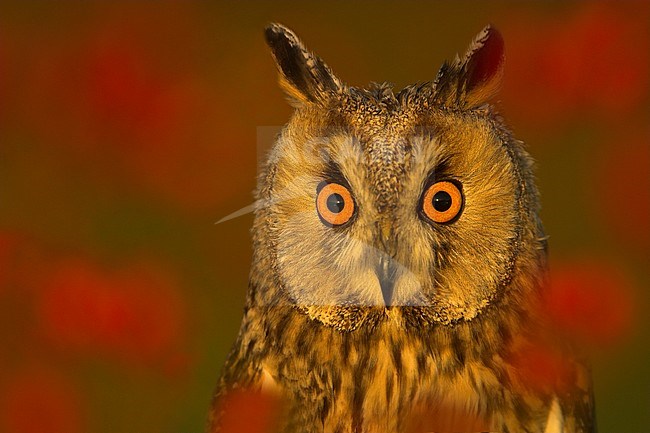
260,24,537,329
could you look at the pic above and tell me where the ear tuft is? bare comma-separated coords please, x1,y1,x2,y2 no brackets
264,23,342,107
434,25,505,109
463,25,505,107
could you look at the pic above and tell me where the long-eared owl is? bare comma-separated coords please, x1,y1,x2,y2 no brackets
208,23,595,433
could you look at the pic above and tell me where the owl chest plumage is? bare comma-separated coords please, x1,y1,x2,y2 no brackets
253,306,539,433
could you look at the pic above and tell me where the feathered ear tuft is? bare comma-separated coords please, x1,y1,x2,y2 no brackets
433,25,505,109
264,23,343,107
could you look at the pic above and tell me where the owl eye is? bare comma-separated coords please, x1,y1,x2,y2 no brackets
316,182,355,227
421,181,463,224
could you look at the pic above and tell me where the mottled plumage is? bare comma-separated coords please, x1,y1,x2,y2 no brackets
208,24,595,433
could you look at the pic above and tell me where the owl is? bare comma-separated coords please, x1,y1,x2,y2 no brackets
208,23,595,433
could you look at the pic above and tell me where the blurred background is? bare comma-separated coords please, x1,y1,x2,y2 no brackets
0,2,648,432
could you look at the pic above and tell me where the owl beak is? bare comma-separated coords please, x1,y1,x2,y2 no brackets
377,255,397,307
376,220,397,306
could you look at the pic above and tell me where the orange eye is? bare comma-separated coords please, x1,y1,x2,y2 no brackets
316,182,355,227
421,181,463,224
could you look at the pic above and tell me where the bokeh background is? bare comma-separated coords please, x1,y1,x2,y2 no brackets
0,2,648,432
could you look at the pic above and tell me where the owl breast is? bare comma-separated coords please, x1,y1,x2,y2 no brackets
261,309,496,433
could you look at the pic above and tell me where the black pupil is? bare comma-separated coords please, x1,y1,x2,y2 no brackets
432,190,452,212
326,193,345,213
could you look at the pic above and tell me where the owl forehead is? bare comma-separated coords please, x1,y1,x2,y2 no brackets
347,112,415,212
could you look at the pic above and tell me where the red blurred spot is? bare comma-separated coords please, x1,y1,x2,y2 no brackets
82,33,206,155
18,13,250,214
567,4,650,117
502,4,650,130
593,133,650,252
86,41,159,134
0,367,85,433
36,258,187,368
80,33,243,212
543,259,635,347
217,389,280,433
507,343,576,394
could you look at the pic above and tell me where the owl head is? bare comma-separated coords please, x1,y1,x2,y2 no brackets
252,24,546,331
